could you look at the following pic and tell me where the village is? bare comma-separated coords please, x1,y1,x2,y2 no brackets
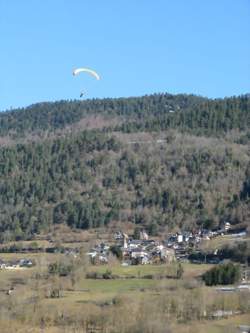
0,221,248,271
86,221,248,267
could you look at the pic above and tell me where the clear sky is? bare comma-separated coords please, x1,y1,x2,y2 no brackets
0,0,249,110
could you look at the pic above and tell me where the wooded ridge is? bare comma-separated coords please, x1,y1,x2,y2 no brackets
0,92,249,241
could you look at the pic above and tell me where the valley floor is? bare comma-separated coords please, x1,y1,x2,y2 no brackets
0,251,249,333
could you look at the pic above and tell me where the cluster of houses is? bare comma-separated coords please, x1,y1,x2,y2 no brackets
166,222,237,248
166,222,248,264
164,228,219,262
86,221,248,266
120,232,175,265
165,231,199,261
87,243,110,264
0,258,34,269
87,230,175,265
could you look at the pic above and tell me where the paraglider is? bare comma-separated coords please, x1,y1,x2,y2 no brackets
72,67,100,98
72,67,100,80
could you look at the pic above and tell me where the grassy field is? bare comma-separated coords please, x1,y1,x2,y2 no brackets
0,251,63,261
0,252,249,333
200,235,250,252
87,262,211,278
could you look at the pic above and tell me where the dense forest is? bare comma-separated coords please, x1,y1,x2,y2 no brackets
0,93,249,241
1,93,249,138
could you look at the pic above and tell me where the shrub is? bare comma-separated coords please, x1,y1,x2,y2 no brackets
48,262,73,276
202,262,241,286
110,245,123,260
176,263,184,279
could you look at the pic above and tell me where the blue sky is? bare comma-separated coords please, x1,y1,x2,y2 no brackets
0,0,249,110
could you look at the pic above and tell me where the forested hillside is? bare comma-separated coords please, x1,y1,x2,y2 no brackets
0,93,249,241
1,93,249,138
